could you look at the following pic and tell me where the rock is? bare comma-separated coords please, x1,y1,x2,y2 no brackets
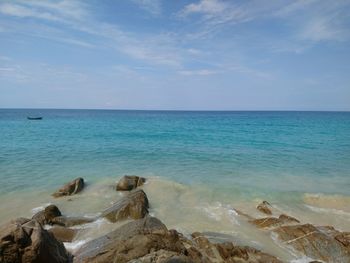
101,189,149,222
189,232,282,263
74,216,283,263
32,204,62,225
334,232,350,247
116,175,146,191
128,250,194,263
273,223,350,262
250,214,300,229
0,218,71,263
52,177,84,198
74,216,186,263
256,201,272,215
51,216,94,227
49,226,77,242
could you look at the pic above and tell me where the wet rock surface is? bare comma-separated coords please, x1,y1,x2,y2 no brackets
52,177,85,198
256,201,272,215
0,218,71,263
116,175,146,191
273,223,350,262
48,226,77,243
3,179,350,263
242,201,350,262
32,204,62,225
74,216,283,263
250,214,300,229
101,189,149,222
51,216,94,227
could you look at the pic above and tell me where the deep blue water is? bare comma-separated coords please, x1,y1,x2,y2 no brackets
1,109,350,199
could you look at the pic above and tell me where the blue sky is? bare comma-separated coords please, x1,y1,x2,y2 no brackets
0,0,349,110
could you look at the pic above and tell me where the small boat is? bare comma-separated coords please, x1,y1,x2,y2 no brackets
27,117,43,120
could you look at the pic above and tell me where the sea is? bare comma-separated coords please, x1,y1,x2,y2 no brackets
1,109,349,261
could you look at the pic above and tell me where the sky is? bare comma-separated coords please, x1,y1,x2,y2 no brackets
0,0,350,110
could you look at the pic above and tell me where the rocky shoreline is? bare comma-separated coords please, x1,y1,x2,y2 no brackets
1,176,349,263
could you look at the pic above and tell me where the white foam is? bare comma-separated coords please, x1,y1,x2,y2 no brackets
227,209,240,225
290,256,321,263
31,203,51,214
64,239,90,252
304,204,350,218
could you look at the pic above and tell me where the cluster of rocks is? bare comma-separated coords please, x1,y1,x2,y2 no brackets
1,176,350,263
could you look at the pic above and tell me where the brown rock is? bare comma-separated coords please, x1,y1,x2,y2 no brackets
0,218,71,263
49,226,77,242
256,201,272,215
101,189,149,222
128,250,194,262
74,216,186,263
273,223,350,262
116,175,146,191
335,232,350,247
52,177,84,198
51,216,94,227
250,214,299,229
250,217,283,229
278,214,300,224
189,232,282,263
32,204,62,225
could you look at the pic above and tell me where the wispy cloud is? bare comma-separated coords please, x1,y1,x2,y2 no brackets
179,0,350,48
131,0,162,16
178,69,219,76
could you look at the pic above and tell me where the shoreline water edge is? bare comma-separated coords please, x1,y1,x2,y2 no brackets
1,176,350,263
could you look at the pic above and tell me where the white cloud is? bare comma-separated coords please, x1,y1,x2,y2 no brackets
178,69,218,76
180,0,227,16
131,0,162,15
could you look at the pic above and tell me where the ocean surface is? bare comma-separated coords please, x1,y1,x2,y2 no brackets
1,109,350,260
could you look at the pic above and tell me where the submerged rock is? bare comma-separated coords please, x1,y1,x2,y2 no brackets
256,201,272,215
32,204,62,225
250,214,299,229
52,177,84,198
101,189,149,222
273,223,350,262
0,218,71,263
116,175,146,191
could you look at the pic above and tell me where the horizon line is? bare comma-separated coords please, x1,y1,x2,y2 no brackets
1,107,350,113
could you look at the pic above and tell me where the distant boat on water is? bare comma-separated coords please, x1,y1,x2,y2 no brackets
27,117,42,120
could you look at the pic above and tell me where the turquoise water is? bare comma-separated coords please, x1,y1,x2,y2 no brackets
1,109,350,198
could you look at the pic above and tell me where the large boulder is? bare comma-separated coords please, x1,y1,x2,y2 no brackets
0,218,71,263
32,204,62,225
116,175,146,191
74,216,187,263
101,189,149,222
52,178,84,198
273,224,350,262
